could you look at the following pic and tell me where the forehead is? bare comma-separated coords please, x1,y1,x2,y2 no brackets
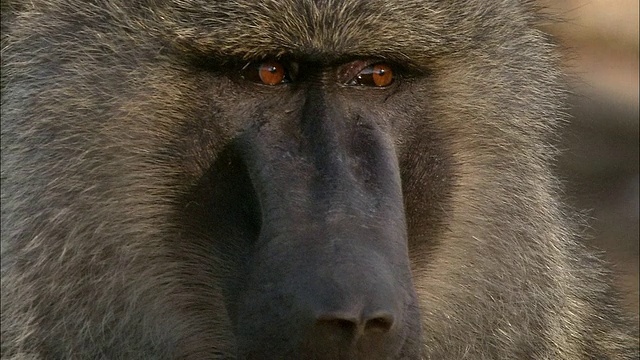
160,0,449,64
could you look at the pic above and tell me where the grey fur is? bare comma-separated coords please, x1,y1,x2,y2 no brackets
1,0,638,359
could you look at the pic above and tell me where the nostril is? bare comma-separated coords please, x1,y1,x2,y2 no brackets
364,313,395,333
317,317,358,333
315,312,395,336
314,314,360,342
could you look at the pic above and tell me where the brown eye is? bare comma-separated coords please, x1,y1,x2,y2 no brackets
348,63,394,87
241,61,289,85
372,64,393,87
259,61,285,85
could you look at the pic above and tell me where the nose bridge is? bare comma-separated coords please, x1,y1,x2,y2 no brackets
300,86,356,188
235,87,416,354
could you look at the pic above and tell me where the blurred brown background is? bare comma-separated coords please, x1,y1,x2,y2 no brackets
545,0,639,318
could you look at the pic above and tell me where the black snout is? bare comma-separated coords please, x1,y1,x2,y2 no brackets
232,94,422,359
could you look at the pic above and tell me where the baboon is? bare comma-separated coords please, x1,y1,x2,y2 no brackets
1,0,638,359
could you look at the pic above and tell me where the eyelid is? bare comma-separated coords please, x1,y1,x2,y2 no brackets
337,60,377,85
338,60,396,87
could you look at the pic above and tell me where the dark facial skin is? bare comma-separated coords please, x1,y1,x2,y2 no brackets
178,58,434,358
231,61,420,358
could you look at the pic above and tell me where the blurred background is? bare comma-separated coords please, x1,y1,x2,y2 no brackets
543,0,638,319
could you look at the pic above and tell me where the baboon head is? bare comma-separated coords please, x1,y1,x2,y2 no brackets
4,1,637,360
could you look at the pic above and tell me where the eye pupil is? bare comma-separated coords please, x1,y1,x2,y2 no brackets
258,61,286,85
372,64,393,87
243,61,394,87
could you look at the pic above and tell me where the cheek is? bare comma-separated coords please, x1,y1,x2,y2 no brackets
382,82,454,247
400,123,455,256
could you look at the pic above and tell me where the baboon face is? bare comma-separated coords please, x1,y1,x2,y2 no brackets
178,29,436,360
1,1,572,359
202,57,429,357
